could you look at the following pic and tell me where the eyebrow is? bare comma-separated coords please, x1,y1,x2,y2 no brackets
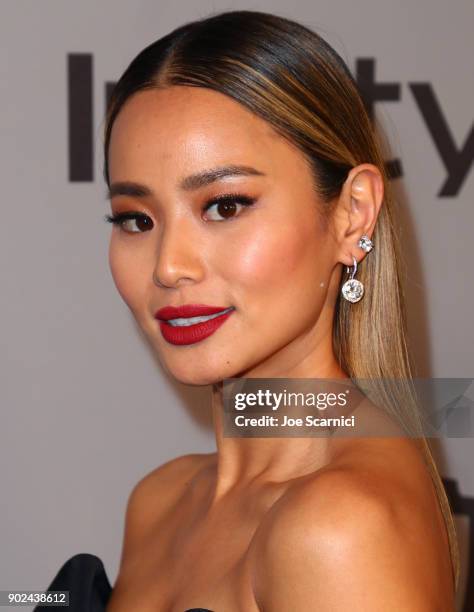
105,164,266,200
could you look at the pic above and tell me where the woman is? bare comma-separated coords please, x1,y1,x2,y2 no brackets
38,9,459,611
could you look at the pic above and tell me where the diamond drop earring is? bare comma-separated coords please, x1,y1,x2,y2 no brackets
341,235,374,303
341,256,364,303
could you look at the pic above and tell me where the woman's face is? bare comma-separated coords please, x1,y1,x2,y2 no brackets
107,86,341,385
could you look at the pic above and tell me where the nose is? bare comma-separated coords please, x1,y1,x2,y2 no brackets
152,216,205,289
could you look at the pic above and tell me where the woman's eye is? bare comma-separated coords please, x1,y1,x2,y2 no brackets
203,194,255,222
104,195,255,230
104,212,154,233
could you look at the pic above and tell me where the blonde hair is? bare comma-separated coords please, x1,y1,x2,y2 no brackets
103,9,460,589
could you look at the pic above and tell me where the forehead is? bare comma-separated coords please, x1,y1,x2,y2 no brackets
108,85,307,184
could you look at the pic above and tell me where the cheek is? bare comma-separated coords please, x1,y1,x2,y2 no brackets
108,237,148,316
221,218,332,338
229,222,321,289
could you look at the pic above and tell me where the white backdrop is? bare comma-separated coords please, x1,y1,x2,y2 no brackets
1,1,473,610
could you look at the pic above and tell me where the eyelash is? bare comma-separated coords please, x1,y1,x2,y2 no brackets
104,193,256,232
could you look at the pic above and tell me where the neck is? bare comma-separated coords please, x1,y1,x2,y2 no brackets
208,356,349,505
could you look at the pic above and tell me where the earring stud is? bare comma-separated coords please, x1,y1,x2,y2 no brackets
358,234,373,252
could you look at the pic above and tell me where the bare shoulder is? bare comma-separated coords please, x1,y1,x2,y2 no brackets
251,439,455,611
128,452,213,504
119,452,214,563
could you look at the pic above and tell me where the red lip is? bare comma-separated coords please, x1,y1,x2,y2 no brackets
154,304,235,346
155,304,232,321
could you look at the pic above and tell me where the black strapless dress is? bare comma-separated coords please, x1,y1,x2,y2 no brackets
34,553,213,612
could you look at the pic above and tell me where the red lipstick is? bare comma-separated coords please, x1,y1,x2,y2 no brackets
154,304,235,346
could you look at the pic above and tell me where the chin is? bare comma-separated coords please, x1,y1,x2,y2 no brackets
160,360,221,387
161,355,241,387
173,371,217,386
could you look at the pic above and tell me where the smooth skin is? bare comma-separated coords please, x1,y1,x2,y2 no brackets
105,86,455,611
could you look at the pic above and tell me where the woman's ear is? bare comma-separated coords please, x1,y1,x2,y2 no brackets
331,163,384,267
